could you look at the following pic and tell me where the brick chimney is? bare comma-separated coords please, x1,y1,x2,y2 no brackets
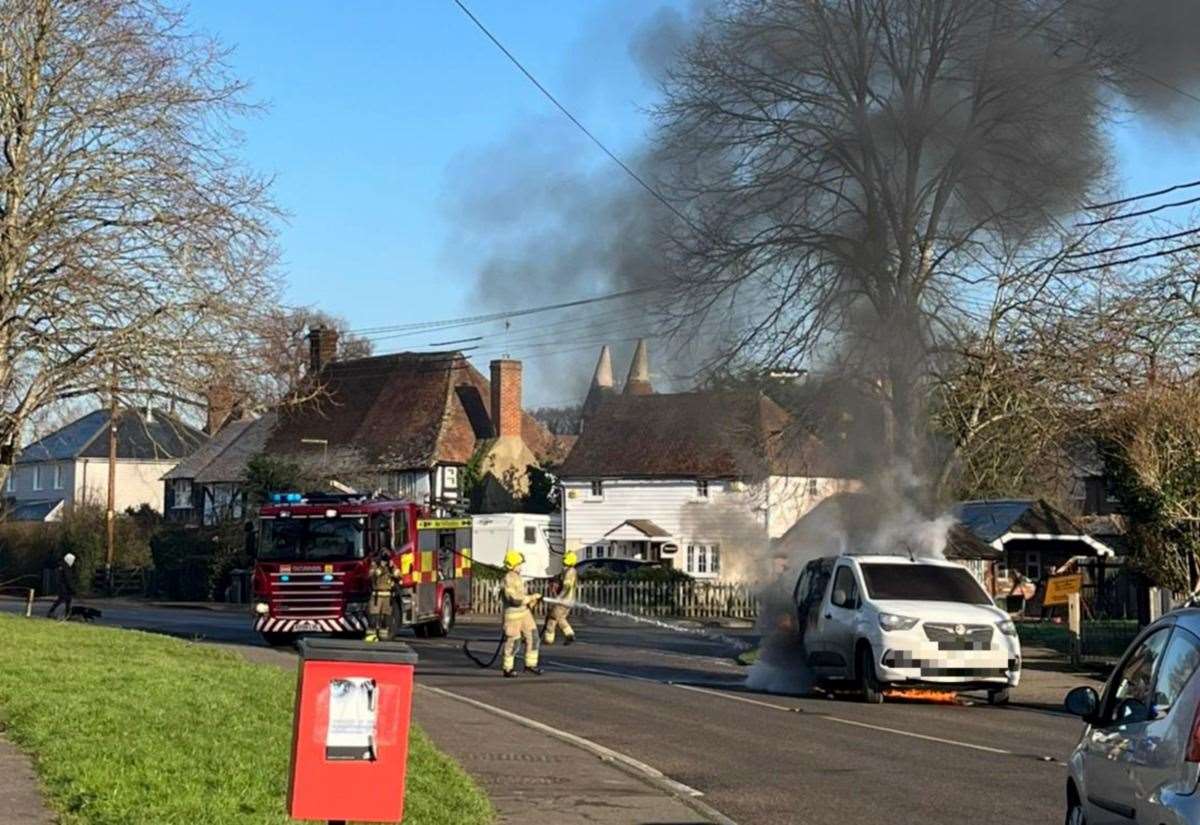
490,359,523,438
308,325,339,375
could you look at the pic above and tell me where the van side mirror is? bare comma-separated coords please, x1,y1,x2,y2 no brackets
1064,686,1100,722
832,588,848,608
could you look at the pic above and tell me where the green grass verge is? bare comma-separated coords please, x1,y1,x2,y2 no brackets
0,615,493,824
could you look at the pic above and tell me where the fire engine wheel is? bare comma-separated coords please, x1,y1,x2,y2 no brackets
427,594,455,638
413,624,429,638
261,632,296,648
857,644,884,704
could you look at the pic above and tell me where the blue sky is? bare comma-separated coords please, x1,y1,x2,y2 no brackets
185,2,1200,404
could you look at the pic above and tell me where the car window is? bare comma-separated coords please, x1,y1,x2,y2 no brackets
1153,628,1200,711
831,565,858,608
1105,628,1170,725
793,566,813,606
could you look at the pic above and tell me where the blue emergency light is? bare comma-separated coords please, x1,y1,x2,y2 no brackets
270,492,304,504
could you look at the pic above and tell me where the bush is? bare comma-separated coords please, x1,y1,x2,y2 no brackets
149,521,250,602
0,504,156,594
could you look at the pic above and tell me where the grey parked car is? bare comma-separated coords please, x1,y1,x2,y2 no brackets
1064,608,1200,824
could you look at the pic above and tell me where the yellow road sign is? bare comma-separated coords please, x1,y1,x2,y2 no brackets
1043,574,1083,606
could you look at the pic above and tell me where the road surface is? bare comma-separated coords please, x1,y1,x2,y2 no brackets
3,598,1082,824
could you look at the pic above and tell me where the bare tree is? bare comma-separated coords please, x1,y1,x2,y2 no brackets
651,0,1196,476
0,0,279,482
214,308,375,410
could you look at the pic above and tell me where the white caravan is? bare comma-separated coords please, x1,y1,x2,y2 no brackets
471,513,559,578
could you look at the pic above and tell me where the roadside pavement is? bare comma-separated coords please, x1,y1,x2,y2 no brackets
1009,646,1108,711
236,645,728,825
0,733,53,825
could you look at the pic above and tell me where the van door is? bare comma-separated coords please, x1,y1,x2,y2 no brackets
821,563,861,678
798,559,836,673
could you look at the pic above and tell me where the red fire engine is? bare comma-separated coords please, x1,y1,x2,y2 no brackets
250,493,472,646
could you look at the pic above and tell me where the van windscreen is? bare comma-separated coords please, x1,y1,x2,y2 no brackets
860,564,991,605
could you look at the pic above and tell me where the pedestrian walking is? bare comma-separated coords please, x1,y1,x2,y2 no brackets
501,549,542,677
46,553,77,620
543,550,577,646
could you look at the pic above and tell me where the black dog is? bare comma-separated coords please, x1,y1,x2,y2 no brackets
67,606,102,623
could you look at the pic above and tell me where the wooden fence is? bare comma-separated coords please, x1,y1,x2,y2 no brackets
470,577,759,620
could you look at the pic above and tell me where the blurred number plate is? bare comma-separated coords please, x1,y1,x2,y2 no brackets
294,621,321,631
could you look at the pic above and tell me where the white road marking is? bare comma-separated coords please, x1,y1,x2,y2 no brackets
418,683,707,800
549,660,661,683
671,683,1015,756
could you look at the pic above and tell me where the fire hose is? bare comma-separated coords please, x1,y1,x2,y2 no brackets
462,592,555,668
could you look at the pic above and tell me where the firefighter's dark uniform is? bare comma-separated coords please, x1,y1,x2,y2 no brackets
501,551,541,675
366,556,395,642
543,560,577,645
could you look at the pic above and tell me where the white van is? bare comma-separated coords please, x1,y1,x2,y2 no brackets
471,513,559,578
793,554,1022,704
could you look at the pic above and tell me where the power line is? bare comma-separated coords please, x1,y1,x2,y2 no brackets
1063,225,1200,259
345,284,661,336
449,0,699,233
1076,193,1200,227
1085,178,1200,211
1059,240,1200,275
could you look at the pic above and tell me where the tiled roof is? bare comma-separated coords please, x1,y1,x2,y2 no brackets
265,352,558,470
164,414,277,484
19,409,204,463
953,499,1085,544
561,391,837,479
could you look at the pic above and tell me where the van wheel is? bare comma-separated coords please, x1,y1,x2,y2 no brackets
858,644,884,704
428,594,455,638
988,688,1011,706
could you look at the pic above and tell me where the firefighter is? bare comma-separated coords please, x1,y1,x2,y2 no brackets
365,552,395,643
501,549,542,677
543,550,578,646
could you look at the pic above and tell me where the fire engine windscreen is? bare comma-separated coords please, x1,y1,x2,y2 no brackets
259,518,367,562
860,564,991,605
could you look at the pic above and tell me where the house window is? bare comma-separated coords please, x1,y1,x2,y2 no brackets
4,472,13,493
1025,550,1042,581
53,464,65,490
172,478,193,509
696,480,709,498
697,546,708,574
807,478,819,496
585,546,593,560
589,480,604,498
524,526,537,544
32,465,43,490
711,545,721,574
687,545,695,573
444,466,459,490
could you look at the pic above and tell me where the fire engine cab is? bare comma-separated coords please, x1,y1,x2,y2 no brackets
250,493,472,646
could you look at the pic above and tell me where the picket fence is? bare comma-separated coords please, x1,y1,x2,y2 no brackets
470,577,759,620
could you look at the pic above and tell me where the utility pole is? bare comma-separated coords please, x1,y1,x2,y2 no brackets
105,369,118,593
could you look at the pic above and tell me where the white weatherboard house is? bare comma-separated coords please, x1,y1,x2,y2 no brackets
5,408,205,521
559,343,856,580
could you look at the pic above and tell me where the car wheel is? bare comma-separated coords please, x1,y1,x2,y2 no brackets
988,688,1011,706
857,644,884,704
1064,797,1086,825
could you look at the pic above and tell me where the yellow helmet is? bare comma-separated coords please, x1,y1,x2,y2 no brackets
504,549,525,570
563,551,578,567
